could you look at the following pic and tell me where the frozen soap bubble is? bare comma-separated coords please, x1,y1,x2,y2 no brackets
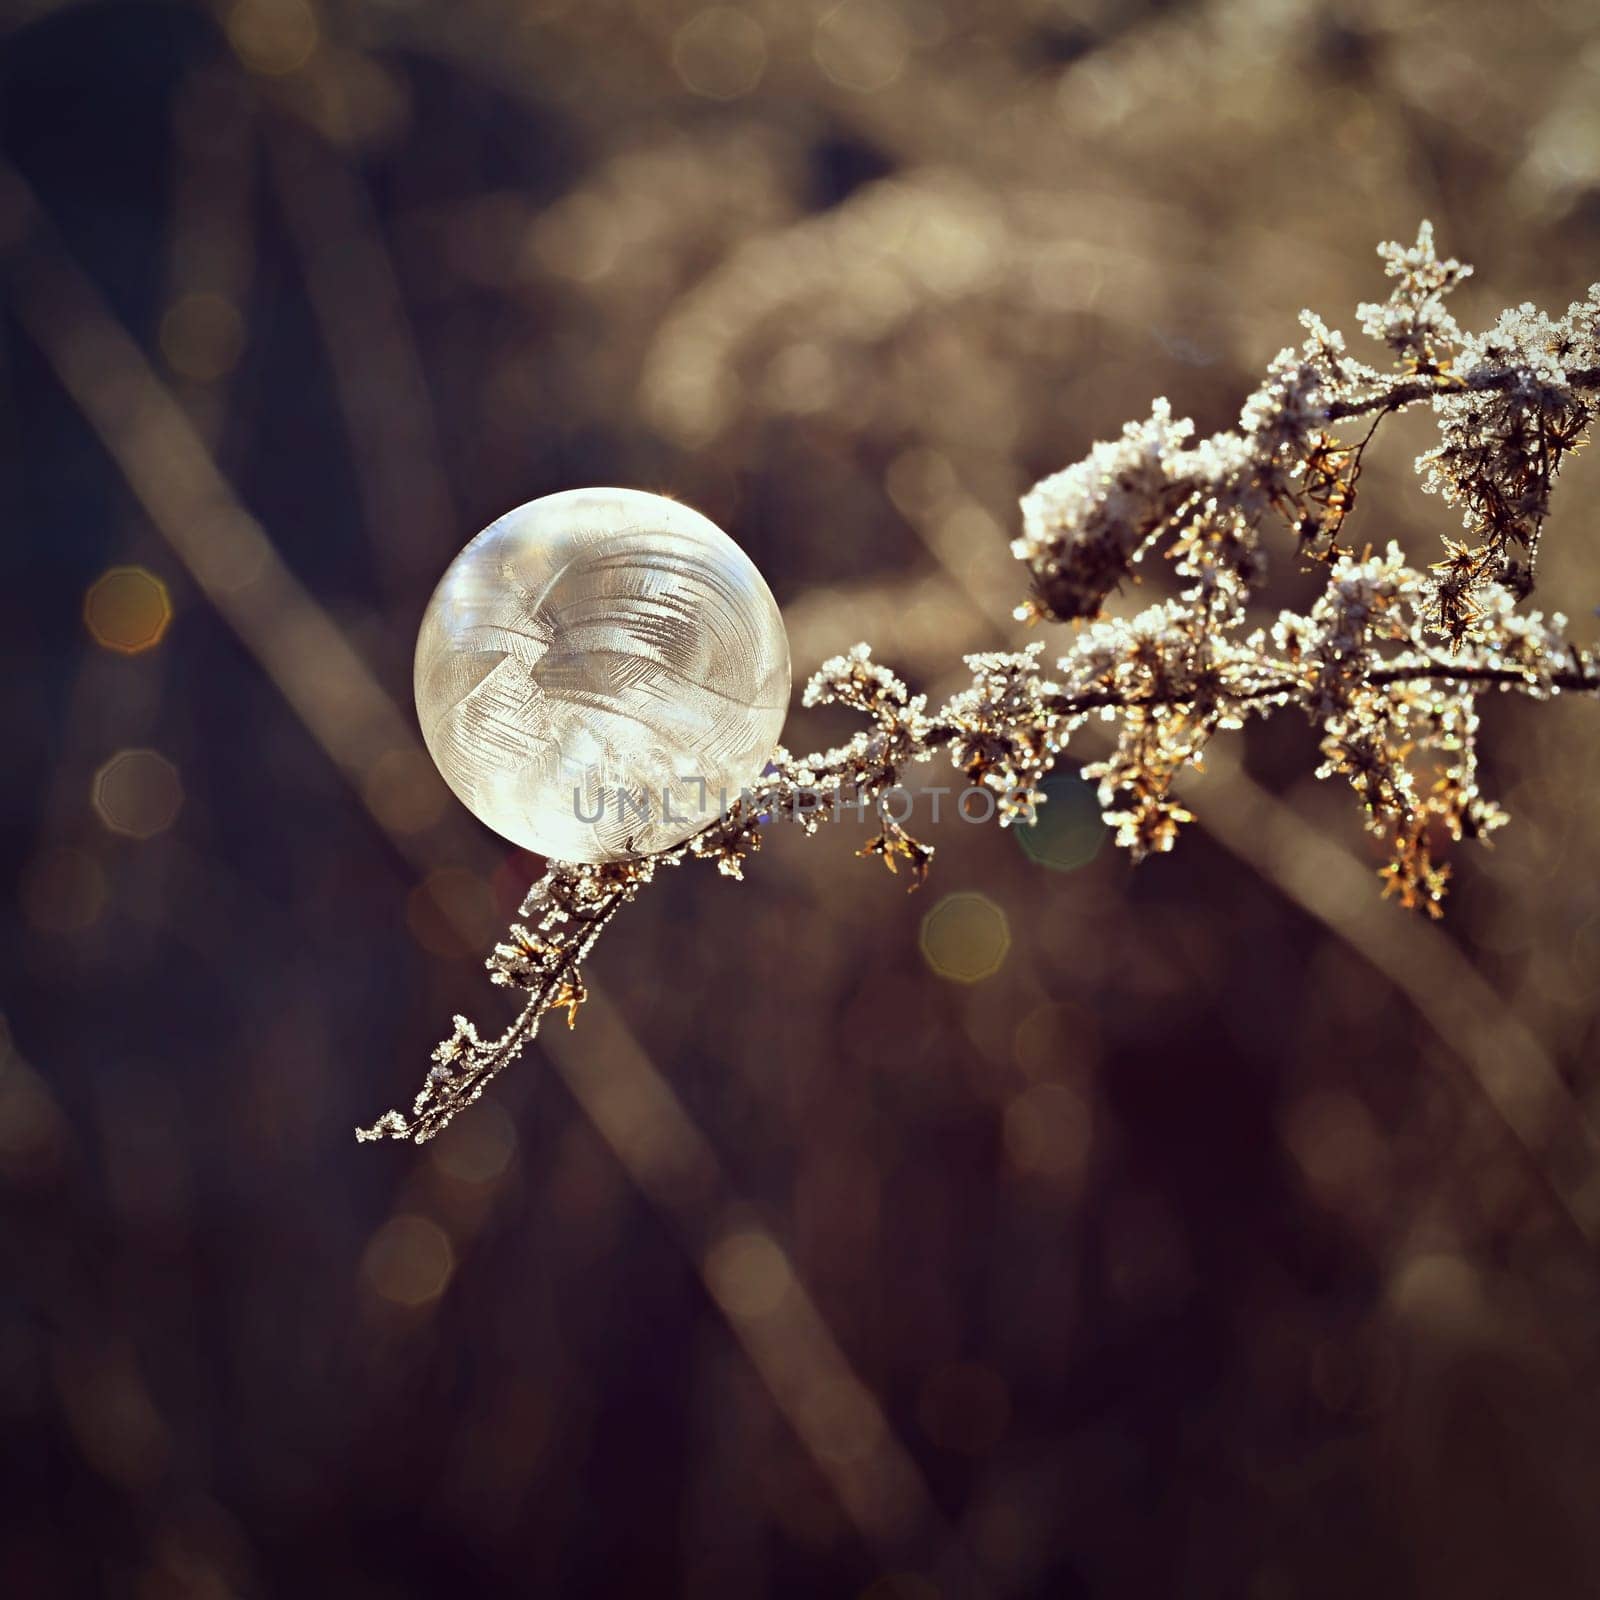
414,488,790,863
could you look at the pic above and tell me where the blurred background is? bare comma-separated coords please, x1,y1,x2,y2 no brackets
6,0,1600,1595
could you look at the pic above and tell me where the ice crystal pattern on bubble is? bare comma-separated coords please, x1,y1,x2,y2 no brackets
414,487,791,863
360,225,1600,1145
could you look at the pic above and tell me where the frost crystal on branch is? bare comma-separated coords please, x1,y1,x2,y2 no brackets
1015,399,1204,623
356,861,650,1143
361,224,1600,1144
1417,290,1600,632
1356,219,1471,371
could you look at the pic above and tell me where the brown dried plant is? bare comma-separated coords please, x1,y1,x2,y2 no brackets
359,224,1600,1145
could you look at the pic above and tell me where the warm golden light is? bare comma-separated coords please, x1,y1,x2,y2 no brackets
84,567,171,654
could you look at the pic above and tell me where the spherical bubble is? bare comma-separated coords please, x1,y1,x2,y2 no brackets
415,488,790,862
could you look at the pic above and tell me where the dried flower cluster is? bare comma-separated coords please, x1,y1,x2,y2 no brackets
360,225,1600,1144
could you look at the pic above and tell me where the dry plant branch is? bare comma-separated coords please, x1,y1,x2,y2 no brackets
899,426,1600,1251
359,224,1600,1146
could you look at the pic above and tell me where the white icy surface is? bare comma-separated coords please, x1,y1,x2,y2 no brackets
414,487,791,861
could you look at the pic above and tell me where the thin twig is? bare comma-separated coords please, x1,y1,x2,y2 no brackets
1324,363,1600,422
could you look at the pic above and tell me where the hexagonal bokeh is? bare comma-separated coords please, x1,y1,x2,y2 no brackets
1015,772,1103,873
84,567,172,654
92,750,183,839
919,890,1011,984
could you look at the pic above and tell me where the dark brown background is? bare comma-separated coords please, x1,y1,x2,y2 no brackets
5,0,1600,1596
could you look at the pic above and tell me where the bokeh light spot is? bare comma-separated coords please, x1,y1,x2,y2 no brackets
527,193,622,283
672,7,768,101
160,293,245,382
705,1229,792,1319
1387,1252,1485,1332
429,1100,517,1187
1282,1089,1385,1213
1003,1082,1091,1182
1012,1001,1093,1078
814,0,911,93
1015,772,1101,873
361,1214,455,1307
84,567,171,654
226,0,317,75
920,892,1009,983
21,848,107,933
93,751,183,840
